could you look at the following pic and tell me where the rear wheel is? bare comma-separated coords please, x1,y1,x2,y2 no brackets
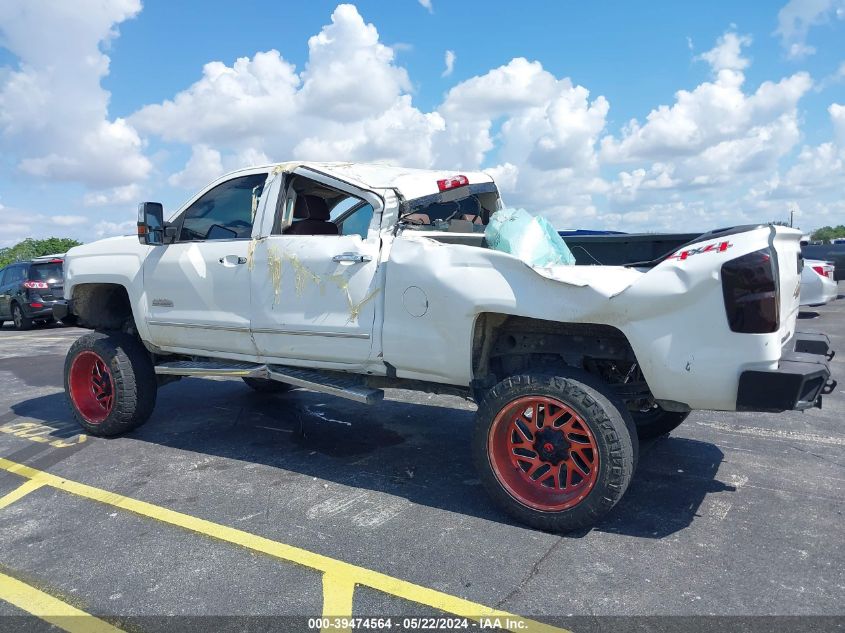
64,331,157,436
242,377,293,393
12,303,32,331
474,372,637,533
631,405,689,439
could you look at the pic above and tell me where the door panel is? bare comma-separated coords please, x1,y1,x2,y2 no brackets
250,234,379,365
143,240,255,355
140,170,269,357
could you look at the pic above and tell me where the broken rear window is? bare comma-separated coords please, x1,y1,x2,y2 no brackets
403,183,500,232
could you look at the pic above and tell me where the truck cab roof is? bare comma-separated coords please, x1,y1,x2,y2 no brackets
240,162,495,202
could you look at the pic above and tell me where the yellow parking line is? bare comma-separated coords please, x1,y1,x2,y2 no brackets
0,457,567,633
321,573,356,632
0,479,44,510
0,571,125,633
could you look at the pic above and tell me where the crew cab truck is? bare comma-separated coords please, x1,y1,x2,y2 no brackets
55,162,835,532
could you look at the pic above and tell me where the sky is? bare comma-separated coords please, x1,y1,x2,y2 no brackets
0,0,844,247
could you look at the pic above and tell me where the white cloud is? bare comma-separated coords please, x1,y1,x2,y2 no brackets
133,5,435,171
831,102,845,146
131,50,300,146
418,0,433,13
442,50,456,77
746,103,845,221
129,13,842,231
168,145,224,189
600,31,812,196
695,32,752,71
3,5,827,237
775,0,845,59
431,57,610,220
485,163,519,194
83,183,142,207
95,219,136,238
608,163,680,203
51,215,88,226
0,0,152,189
435,57,608,172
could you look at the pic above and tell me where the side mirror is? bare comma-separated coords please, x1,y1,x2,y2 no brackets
138,202,164,245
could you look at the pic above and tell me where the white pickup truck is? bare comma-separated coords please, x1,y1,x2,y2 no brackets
55,162,835,532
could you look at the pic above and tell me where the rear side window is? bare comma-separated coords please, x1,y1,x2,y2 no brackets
30,262,63,281
7,265,26,283
179,173,268,241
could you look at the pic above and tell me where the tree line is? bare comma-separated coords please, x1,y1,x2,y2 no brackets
0,238,82,268
809,226,845,242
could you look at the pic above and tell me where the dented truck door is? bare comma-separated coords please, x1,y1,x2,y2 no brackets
249,167,382,368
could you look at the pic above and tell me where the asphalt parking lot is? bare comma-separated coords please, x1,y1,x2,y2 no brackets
0,299,843,632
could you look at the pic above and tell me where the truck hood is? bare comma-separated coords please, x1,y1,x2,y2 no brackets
66,235,142,258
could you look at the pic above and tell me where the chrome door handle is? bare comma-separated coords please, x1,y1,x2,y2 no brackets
219,255,248,266
332,253,372,263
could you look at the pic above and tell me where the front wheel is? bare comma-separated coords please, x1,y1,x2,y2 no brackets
631,406,689,440
64,331,157,436
474,372,637,533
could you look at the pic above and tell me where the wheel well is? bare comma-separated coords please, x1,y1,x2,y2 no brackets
71,283,133,331
471,313,652,404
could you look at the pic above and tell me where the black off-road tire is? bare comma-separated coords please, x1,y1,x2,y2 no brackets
64,331,157,436
631,406,689,440
242,377,293,393
473,371,637,533
12,303,32,331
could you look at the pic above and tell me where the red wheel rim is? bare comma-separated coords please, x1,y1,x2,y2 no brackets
68,351,114,424
488,395,600,512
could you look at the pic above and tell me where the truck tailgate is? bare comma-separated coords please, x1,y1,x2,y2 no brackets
772,226,803,346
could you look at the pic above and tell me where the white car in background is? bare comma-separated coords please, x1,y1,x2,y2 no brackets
800,260,838,307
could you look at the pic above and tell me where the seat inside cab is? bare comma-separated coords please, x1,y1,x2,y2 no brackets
276,175,374,239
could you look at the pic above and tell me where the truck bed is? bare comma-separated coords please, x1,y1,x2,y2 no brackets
423,230,701,267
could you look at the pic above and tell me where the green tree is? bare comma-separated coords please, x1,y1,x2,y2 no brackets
810,225,845,242
0,237,82,268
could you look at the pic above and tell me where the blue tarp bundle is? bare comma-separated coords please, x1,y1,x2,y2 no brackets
485,208,576,267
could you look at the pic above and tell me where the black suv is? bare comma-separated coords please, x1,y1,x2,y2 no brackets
0,256,65,330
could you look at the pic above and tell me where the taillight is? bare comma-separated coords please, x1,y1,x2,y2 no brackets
23,280,48,289
437,175,469,191
721,248,779,333
812,265,831,278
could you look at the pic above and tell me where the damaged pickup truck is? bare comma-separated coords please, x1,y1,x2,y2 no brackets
55,162,835,532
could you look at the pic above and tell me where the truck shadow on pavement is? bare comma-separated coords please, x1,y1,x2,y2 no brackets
10,378,733,539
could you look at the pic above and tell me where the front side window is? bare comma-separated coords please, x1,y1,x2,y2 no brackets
179,173,267,241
